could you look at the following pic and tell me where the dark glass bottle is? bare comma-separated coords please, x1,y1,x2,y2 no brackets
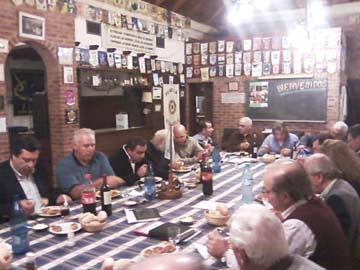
100,174,112,216
252,134,258,159
201,159,213,196
81,173,97,215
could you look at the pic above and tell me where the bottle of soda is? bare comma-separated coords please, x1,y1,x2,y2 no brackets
251,134,258,159
201,159,213,196
25,252,37,270
10,194,29,255
242,163,253,204
144,163,156,201
211,146,221,173
81,173,96,214
100,174,112,216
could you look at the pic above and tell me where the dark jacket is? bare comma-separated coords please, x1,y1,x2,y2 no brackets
109,148,146,186
0,160,58,223
145,141,169,180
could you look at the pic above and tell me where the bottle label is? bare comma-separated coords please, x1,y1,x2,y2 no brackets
253,147,258,153
202,172,212,182
103,191,112,205
81,192,96,204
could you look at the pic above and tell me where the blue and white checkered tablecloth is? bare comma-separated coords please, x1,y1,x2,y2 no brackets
0,162,266,270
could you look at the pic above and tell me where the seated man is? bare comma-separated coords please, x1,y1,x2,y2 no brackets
304,154,360,251
208,161,351,270
110,138,148,186
145,129,169,179
56,128,124,199
258,121,298,156
330,121,348,141
192,120,215,150
311,132,333,153
0,135,71,222
208,204,325,270
222,117,256,153
174,124,203,165
347,124,360,157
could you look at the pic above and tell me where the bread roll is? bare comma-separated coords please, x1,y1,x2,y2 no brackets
216,203,229,216
97,211,108,223
81,213,96,224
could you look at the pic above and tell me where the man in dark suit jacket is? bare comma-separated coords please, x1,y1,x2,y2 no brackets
0,135,71,223
109,138,148,186
305,153,360,251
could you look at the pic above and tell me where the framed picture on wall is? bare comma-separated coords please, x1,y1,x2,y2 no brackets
19,12,45,40
228,81,239,91
63,66,74,84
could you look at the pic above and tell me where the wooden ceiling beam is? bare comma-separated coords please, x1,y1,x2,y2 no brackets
171,0,188,11
155,0,166,6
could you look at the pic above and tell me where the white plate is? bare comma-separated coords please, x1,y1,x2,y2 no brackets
36,206,62,217
123,200,138,207
49,222,81,235
141,242,177,258
96,189,122,199
139,176,163,183
32,223,49,231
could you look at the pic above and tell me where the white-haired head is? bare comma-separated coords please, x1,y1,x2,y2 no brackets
73,128,95,146
239,117,253,135
330,121,348,140
152,129,167,152
229,204,289,267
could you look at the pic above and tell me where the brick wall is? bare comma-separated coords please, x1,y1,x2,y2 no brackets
0,1,78,174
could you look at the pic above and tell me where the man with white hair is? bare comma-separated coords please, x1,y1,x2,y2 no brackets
330,121,348,141
228,204,324,270
145,129,170,179
304,153,360,251
222,117,258,153
56,128,124,199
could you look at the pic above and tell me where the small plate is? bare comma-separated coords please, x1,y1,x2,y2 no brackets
123,200,138,207
139,176,163,183
32,223,49,231
36,206,62,217
96,189,122,199
141,241,177,258
49,222,81,235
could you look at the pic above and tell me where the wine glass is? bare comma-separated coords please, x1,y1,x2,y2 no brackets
60,195,70,222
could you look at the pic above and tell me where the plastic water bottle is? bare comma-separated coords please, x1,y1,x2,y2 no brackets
144,163,156,201
10,195,29,255
212,146,221,173
242,164,254,204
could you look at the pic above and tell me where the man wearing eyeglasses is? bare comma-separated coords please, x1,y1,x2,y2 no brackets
0,135,71,222
222,117,258,153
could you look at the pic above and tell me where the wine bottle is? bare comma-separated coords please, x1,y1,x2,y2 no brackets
100,174,112,216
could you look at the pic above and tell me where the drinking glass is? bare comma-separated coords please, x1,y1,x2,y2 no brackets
167,226,181,245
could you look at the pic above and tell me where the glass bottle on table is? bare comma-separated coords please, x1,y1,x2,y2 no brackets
211,146,221,173
251,134,258,159
25,252,37,270
10,194,29,255
60,195,70,222
144,163,156,201
81,173,97,215
101,174,112,216
201,153,213,196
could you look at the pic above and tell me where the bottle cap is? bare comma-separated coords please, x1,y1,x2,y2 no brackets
26,252,36,262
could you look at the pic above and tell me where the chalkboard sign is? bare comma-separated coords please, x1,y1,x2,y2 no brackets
246,78,327,122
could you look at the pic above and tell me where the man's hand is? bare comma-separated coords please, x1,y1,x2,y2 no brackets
107,176,125,188
136,164,148,178
19,200,35,216
55,194,73,205
280,148,292,156
206,231,229,258
239,142,250,150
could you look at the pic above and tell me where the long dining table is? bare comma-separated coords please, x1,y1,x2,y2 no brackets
0,160,267,270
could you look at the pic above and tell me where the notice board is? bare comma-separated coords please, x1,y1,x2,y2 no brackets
246,78,328,122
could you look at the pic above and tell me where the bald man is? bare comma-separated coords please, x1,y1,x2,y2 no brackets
173,124,203,165
222,117,259,153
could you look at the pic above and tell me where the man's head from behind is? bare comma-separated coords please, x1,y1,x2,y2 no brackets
198,120,214,138
272,121,288,143
11,135,41,176
126,138,147,163
348,124,360,152
238,117,252,135
173,124,188,144
330,121,348,140
304,153,339,194
263,160,314,212
312,132,333,153
229,204,289,269
152,129,167,152
73,128,96,164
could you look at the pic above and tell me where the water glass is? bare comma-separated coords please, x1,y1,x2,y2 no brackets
167,226,181,244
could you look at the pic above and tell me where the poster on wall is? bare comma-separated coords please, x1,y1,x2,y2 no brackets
19,12,45,40
11,69,44,115
249,81,269,108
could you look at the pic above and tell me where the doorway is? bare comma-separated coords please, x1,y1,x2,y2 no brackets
5,45,52,183
346,80,360,125
188,83,213,136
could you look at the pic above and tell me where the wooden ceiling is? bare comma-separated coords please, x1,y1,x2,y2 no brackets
143,0,359,33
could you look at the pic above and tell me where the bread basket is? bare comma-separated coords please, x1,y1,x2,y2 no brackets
204,210,230,226
80,220,106,233
259,155,276,164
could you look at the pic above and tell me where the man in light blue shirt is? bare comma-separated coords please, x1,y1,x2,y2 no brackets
258,121,298,156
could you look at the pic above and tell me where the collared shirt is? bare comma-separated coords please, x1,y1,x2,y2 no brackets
175,137,203,165
192,133,214,148
56,151,115,193
123,145,135,173
10,160,42,211
258,133,299,156
319,179,338,200
222,131,253,152
282,200,317,258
